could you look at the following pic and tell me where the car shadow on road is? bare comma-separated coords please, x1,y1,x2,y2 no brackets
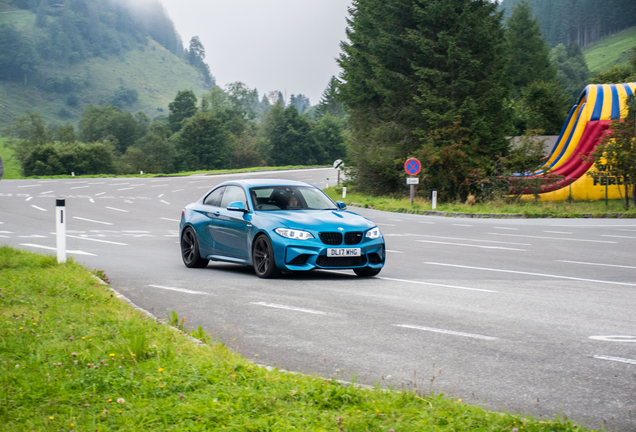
204,262,360,281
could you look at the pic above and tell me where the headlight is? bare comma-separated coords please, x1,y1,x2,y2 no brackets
366,227,382,239
275,228,314,240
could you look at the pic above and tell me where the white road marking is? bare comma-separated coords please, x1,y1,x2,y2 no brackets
593,355,636,365
31,205,47,212
386,250,404,253
453,224,472,227
601,235,636,239
20,243,96,256
158,194,164,198
25,197,33,201
151,179,171,182
106,206,129,213
589,336,636,343
395,324,498,341
379,277,496,293
389,218,403,221
94,192,106,196
18,184,41,188
66,235,127,246
18,235,47,238
614,229,636,232
39,190,54,194
122,230,151,233
148,284,213,296
71,185,89,189
544,231,571,234
494,227,519,230
88,182,105,185
188,180,207,183
0,231,14,233
72,217,113,226
160,200,171,205
89,198,95,203
250,302,326,315
413,235,530,246
418,221,435,224
416,240,526,251
151,184,168,187
118,187,134,191
66,181,88,184
558,260,636,270
0,235,9,238
172,189,185,193
109,182,130,186
488,233,616,244
37,180,57,183
425,262,636,287
376,223,395,226
160,217,180,222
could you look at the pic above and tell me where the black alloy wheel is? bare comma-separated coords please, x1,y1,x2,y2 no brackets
181,227,209,268
252,235,281,278
353,266,381,277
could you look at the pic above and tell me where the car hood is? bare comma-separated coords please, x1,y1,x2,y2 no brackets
258,210,375,232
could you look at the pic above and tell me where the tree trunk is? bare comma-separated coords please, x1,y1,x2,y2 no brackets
624,182,630,209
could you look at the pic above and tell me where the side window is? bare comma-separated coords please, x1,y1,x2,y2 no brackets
220,185,248,209
204,186,225,207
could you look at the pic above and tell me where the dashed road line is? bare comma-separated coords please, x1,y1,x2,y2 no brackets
488,233,616,244
250,302,326,315
25,197,33,201
31,205,47,212
118,187,134,191
148,284,213,296
95,192,106,196
160,217,180,222
106,206,129,213
593,355,636,365
158,194,164,198
395,324,499,341
66,235,127,246
494,227,519,230
378,276,496,293
413,235,530,246
589,336,636,342
39,190,54,194
18,184,41,188
416,240,526,251
160,200,171,205
151,184,168,187
172,189,185,193
601,234,636,239
20,243,96,256
18,235,47,238
71,185,89,189
386,250,404,253
453,224,472,227
424,262,636,287
558,260,636,270
418,221,435,224
72,217,113,226
544,231,572,234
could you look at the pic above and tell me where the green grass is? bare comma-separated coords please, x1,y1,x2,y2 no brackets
325,185,636,218
0,138,21,180
583,26,636,72
0,8,207,127
0,246,592,431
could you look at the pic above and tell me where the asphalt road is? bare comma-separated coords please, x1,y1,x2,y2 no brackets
1,168,635,431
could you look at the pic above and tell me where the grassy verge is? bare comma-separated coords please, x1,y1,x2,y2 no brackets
0,138,22,180
324,185,636,218
0,246,588,431
583,26,636,71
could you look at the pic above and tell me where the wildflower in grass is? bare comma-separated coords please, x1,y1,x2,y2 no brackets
19,327,23,330
15,364,19,368
69,337,74,341
72,353,77,357
158,368,163,372
109,353,115,357
179,394,184,399
87,363,91,368
117,398,125,404
57,363,62,366
458,399,462,402
82,337,85,340
513,429,519,432
84,404,89,407
49,416,54,420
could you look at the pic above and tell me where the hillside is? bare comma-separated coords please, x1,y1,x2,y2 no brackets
0,1,210,127
582,26,636,72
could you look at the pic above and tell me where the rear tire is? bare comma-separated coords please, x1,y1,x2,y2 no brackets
354,267,381,277
181,227,209,268
252,235,281,278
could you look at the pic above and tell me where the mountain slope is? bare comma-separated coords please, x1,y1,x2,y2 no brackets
582,26,636,72
0,1,210,126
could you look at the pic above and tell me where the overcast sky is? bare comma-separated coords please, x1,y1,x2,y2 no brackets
158,0,354,106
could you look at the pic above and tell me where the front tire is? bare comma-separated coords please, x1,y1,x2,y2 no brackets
354,267,381,277
181,227,209,268
252,235,281,278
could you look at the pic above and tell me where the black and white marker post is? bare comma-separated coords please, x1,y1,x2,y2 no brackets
56,199,66,264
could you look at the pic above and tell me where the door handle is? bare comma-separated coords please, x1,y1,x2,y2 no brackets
207,211,220,217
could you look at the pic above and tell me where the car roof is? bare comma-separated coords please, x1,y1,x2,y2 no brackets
219,179,315,188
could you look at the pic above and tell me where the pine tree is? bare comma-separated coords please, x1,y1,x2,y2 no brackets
168,90,198,132
338,0,510,196
316,77,346,120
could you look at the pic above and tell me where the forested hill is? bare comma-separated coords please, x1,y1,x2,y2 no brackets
0,0,212,126
499,0,636,48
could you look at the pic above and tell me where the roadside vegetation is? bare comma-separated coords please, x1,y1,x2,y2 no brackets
0,246,590,431
324,186,636,218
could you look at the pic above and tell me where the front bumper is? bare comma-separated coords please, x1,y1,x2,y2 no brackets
270,235,386,272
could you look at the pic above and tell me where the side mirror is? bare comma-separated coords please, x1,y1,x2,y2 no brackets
227,201,248,213
336,201,347,210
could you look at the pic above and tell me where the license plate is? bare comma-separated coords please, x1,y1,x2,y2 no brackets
327,248,361,257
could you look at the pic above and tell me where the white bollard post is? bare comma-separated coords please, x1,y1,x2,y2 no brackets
342,186,347,198
71,172,75,177
56,199,66,264
140,171,143,175
432,189,437,210
326,178,329,188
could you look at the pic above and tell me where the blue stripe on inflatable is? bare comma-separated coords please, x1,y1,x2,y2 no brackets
611,85,620,120
591,85,604,121
623,83,634,99
544,104,577,162
540,101,586,173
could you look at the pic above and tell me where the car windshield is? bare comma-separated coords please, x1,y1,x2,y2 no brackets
250,186,337,211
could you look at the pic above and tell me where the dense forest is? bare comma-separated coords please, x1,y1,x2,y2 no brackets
499,0,636,47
